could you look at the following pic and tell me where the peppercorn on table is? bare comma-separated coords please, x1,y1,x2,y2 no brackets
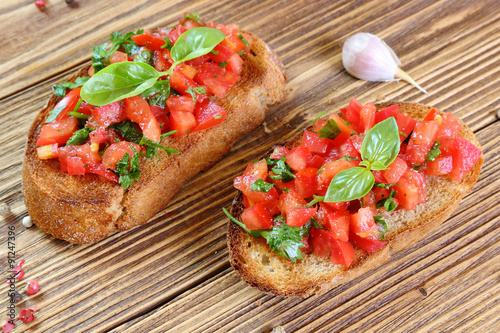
0,0,499,332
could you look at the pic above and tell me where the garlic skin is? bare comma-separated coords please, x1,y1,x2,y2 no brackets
342,32,428,95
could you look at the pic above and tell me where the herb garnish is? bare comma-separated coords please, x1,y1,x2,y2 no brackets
141,80,171,109
266,156,296,182
66,126,92,145
52,77,89,97
425,140,441,162
46,105,66,123
374,215,388,241
185,86,207,103
114,148,141,189
250,179,274,193
82,27,225,106
92,30,143,73
318,119,341,140
375,189,397,212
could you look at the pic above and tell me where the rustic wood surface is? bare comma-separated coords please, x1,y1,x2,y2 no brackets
0,0,499,332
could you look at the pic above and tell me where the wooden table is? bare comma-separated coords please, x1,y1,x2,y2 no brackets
1,0,499,332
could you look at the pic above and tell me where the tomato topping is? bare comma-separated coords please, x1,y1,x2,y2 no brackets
294,167,319,199
88,102,127,128
110,51,128,63
270,146,289,159
375,105,399,124
327,114,353,147
234,175,279,205
243,159,268,180
170,111,196,138
277,190,307,217
406,120,440,164
150,105,171,133
306,155,325,169
425,155,453,176
285,147,312,172
194,62,239,98
329,237,355,267
171,68,201,94
101,141,142,170
349,233,386,253
132,33,166,52
395,113,417,142
449,136,482,182
311,229,331,258
361,191,377,215
192,99,227,133
286,207,317,227
221,33,248,54
325,211,350,242
302,130,330,155
36,117,79,146
225,53,244,75
343,98,363,133
359,102,376,134
37,143,59,159
208,44,233,63
383,157,408,183
123,96,161,142
350,207,375,234
168,25,188,44
241,204,273,230
167,95,195,113
54,87,82,121
438,113,461,139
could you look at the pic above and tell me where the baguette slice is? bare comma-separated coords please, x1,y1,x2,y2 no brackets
227,102,483,298
22,32,286,244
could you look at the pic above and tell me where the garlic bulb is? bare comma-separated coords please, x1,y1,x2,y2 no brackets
342,32,428,95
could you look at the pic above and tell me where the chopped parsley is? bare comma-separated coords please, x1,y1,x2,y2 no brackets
266,156,295,182
250,179,274,193
142,80,171,109
374,215,388,241
114,148,141,189
66,126,92,145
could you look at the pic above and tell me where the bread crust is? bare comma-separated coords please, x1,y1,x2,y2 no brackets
22,33,286,244
227,102,483,298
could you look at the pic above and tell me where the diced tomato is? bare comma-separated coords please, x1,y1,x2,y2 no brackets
167,95,195,113
77,101,96,116
101,141,142,170
325,211,350,242
221,33,248,54
392,169,423,210
241,204,273,230
340,138,361,161
317,160,353,187
395,113,417,142
306,155,325,169
270,174,296,193
154,50,173,72
171,68,200,94
383,157,408,183
67,157,85,176
54,87,82,121
225,53,244,75
350,207,375,234
321,201,350,212
132,33,167,52
372,170,387,184
110,51,128,63
181,19,202,30
277,190,307,217
58,143,102,172
439,137,455,156
234,175,279,205
36,117,79,146
170,111,196,137
361,191,377,215
406,120,440,164
438,113,461,139
185,54,210,69
295,167,318,199
326,114,352,147
178,64,198,79
329,238,355,267
286,207,317,227
406,168,426,204
312,119,327,133
426,155,453,176
449,136,482,182
301,237,312,254
243,159,268,180
168,25,188,44
311,228,331,258
349,233,386,253
423,108,440,122
359,102,376,133
242,193,250,208
85,163,119,182
123,96,161,142
208,44,233,63
285,147,312,172
37,143,59,159
194,62,239,98
88,102,127,128
375,105,399,124
270,146,289,159
150,105,171,133
302,130,330,155
373,187,390,202
192,99,227,133
89,128,111,144
344,98,363,133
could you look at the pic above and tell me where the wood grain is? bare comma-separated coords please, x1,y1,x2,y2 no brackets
0,0,499,332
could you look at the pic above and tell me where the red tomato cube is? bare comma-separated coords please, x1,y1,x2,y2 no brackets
302,130,330,155
170,111,196,138
349,233,386,253
295,167,319,199
167,95,195,113
450,136,482,182
285,147,312,172
243,159,268,180
375,104,400,124
383,157,408,183
350,207,376,234
278,190,307,217
406,120,440,164
286,207,317,227
326,211,350,242
241,204,273,230
36,117,79,146
426,155,453,175
192,99,227,133
329,238,355,267
37,143,59,160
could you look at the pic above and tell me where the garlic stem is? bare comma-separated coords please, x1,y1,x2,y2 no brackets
395,68,429,95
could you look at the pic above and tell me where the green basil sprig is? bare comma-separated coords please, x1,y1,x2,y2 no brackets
81,27,224,106
324,117,400,203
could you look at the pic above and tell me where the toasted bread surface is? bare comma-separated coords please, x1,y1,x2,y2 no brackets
23,33,286,244
227,102,483,298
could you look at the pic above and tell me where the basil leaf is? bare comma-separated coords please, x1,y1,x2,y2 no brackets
376,189,397,212
324,167,374,202
250,179,274,193
133,50,153,65
182,12,203,25
52,77,89,97
425,140,441,162
66,127,91,145
170,27,225,64
361,117,400,169
142,80,170,109
318,119,341,139
306,195,324,207
268,156,295,182
109,121,143,144
374,182,398,190
312,111,326,127
81,62,161,106
46,105,66,123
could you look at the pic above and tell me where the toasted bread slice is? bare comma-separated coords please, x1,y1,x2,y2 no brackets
22,33,286,244
227,102,483,298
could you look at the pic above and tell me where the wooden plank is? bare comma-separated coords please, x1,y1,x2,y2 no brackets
0,0,499,331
